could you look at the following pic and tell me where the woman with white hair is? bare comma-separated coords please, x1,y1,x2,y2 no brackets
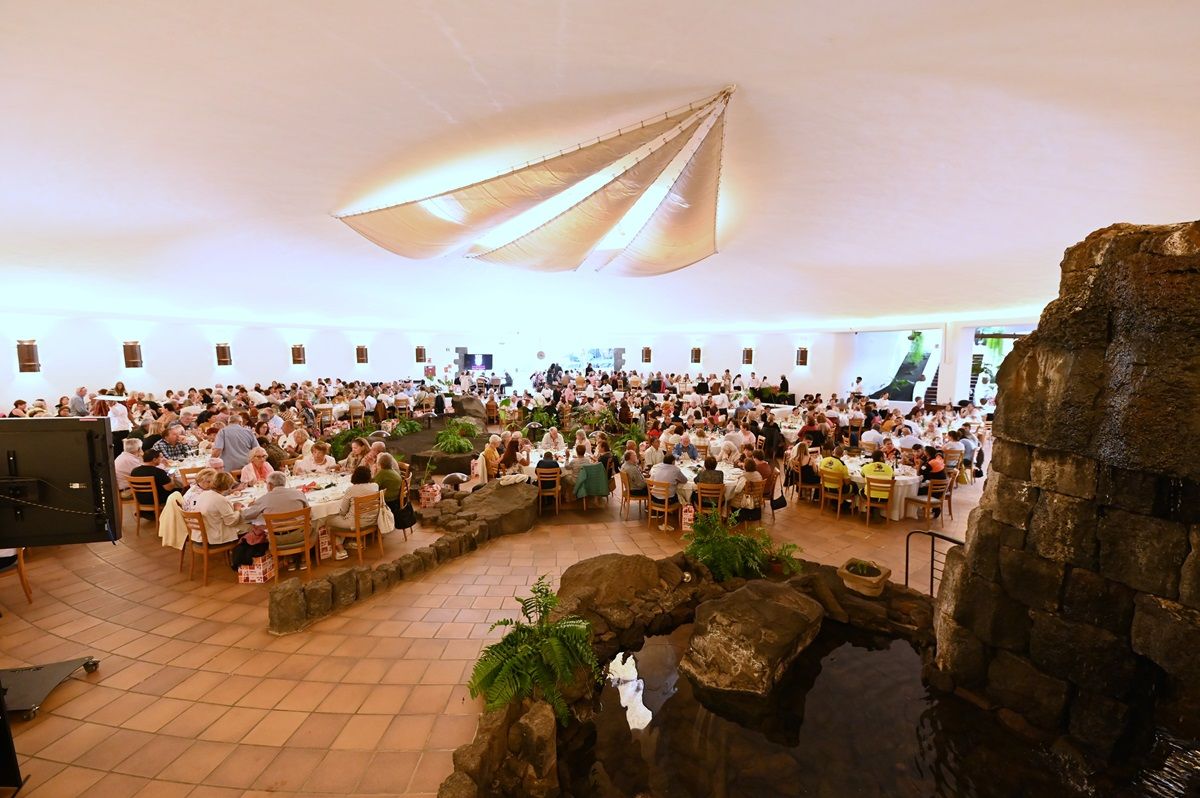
239,447,275,486
182,468,217,511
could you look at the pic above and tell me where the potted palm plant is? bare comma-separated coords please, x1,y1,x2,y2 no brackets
837,558,891,597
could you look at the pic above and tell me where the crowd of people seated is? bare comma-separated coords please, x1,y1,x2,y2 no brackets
4,367,992,549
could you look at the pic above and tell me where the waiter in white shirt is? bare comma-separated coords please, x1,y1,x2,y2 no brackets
106,397,132,457
849,376,865,395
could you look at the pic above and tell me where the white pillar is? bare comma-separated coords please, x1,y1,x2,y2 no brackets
937,323,977,405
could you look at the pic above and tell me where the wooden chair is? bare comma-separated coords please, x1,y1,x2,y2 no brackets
861,440,878,454
737,479,766,527
943,450,964,472
279,457,299,472
693,481,726,519
178,467,204,487
943,468,959,520
181,511,238,586
695,443,709,460
485,399,500,426
860,477,896,526
763,471,779,522
619,470,647,520
264,507,313,581
906,478,950,529
347,402,365,426
394,397,412,418
646,480,682,531
0,548,33,603
127,475,164,535
316,407,334,431
818,468,852,520
328,491,384,564
534,468,561,516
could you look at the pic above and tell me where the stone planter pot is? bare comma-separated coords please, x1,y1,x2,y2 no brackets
837,558,891,597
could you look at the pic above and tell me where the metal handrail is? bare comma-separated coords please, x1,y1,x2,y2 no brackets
905,529,964,596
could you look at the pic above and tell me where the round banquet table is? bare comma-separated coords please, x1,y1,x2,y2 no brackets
227,473,354,522
521,449,569,478
674,459,745,503
844,457,922,521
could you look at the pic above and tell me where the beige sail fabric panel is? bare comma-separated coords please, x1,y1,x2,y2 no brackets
473,116,704,272
337,102,714,259
604,109,726,277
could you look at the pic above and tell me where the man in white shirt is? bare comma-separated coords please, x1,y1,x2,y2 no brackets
114,438,143,491
849,377,865,395
897,429,925,451
641,438,665,468
107,398,132,457
860,423,885,448
648,454,688,530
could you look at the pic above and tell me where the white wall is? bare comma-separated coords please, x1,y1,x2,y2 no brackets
1,311,849,402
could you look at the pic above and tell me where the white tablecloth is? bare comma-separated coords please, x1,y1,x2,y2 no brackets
844,457,921,521
228,474,353,521
674,460,744,502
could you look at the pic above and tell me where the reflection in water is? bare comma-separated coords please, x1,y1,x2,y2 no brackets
577,624,1200,798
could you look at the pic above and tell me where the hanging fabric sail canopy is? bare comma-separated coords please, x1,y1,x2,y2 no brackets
601,105,727,277
336,92,724,259
471,114,705,272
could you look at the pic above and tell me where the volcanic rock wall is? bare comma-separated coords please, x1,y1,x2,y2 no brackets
934,221,1200,760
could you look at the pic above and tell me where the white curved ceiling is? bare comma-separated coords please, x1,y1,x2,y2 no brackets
2,1,1198,333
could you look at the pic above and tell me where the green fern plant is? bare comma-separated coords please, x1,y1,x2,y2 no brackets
683,510,770,581
391,418,422,437
468,576,600,724
433,418,479,454
328,423,377,460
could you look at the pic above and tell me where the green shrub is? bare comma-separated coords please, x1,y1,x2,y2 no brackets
468,576,600,724
391,418,421,437
433,417,478,454
329,424,376,460
683,511,803,581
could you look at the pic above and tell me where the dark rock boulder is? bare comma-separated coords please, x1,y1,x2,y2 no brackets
680,581,824,702
303,579,333,619
268,577,307,634
452,395,490,430
328,567,357,608
557,553,660,610
460,481,538,536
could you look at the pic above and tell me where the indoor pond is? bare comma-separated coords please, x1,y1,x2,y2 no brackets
571,624,1200,798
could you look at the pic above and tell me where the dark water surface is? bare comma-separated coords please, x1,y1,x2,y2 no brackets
579,625,1200,798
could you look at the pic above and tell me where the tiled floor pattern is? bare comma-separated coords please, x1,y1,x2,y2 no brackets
0,475,982,797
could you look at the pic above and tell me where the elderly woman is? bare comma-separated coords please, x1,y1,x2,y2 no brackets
328,466,382,560
182,467,217,511
191,472,246,546
296,441,335,474
239,447,275,485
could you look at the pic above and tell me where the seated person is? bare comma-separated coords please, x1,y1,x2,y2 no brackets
648,454,688,529
540,426,566,451
562,444,593,495
339,437,370,471
327,466,382,560
182,467,217,511
693,455,724,487
114,437,143,491
730,456,765,509
918,446,947,495
859,423,885,448
152,424,195,461
620,451,648,496
641,437,665,468
673,434,699,461
817,446,852,492
372,454,406,515
294,441,336,474
534,450,561,490
498,439,528,475
859,451,895,512
191,471,246,546
239,446,275,486
238,471,311,568
130,450,183,512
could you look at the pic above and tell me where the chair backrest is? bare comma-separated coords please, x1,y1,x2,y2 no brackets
263,506,312,551
926,477,950,499
742,479,766,507
695,481,725,509
818,467,845,493
179,467,204,487
181,510,210,544
534,468,560,492
864,476,895,501
943,450,963,468
127,475,162,512
351,491,382,531
646,479,675,503
861,440,879,454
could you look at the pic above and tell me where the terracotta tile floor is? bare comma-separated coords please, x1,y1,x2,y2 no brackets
0,471,982,796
